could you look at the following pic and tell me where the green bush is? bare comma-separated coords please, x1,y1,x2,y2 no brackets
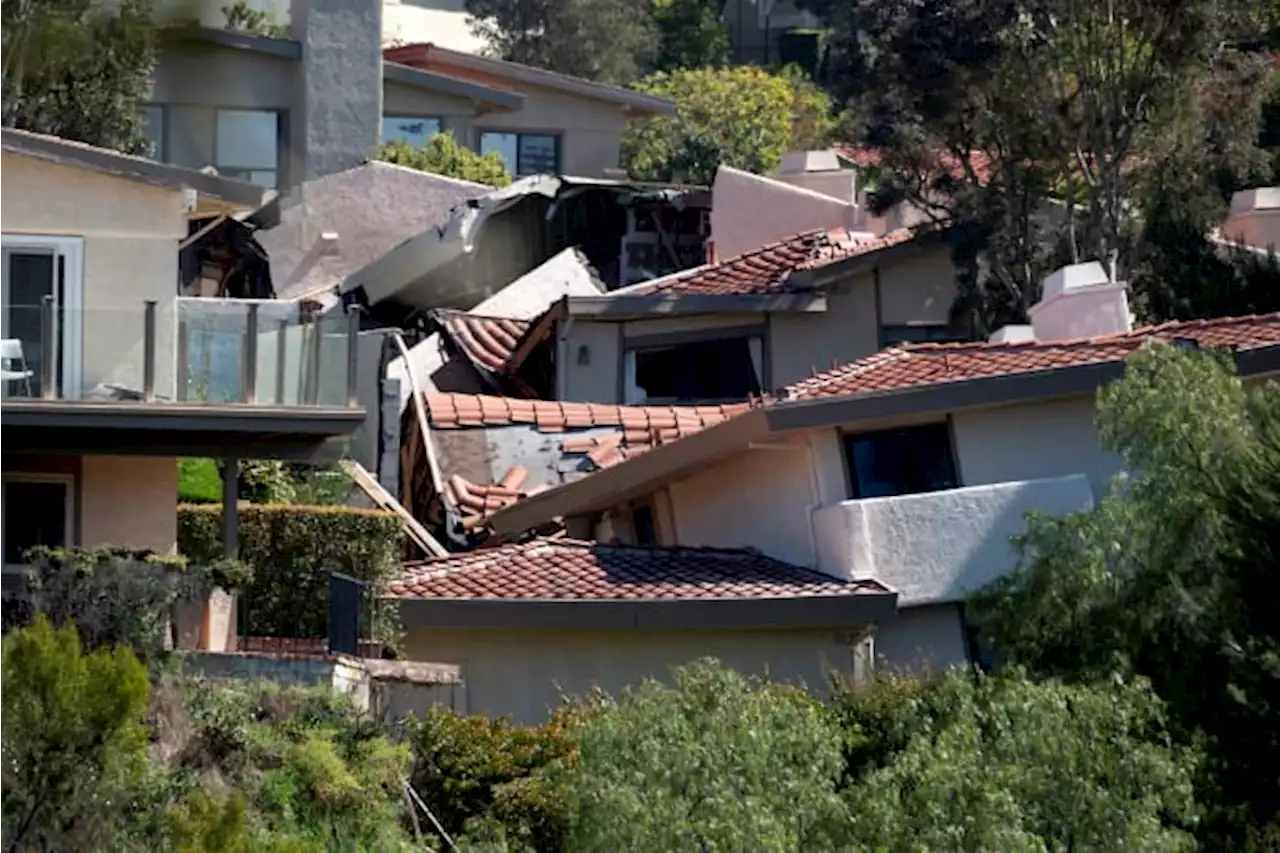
407,707,576,851
178,458,223,503
177,504,403,645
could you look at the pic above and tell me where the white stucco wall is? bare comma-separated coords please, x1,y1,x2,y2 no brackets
952,396,1123,500
812,474,1096,606
1,153,184,398
402,626,870,723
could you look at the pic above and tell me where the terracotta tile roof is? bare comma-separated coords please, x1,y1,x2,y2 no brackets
835,146,994,185
423,393,755,436
637,227,917,296
431,309,531,374
387,538,892,601
784,314,1280,401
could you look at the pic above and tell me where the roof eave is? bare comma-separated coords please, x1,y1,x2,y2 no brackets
383,61,525,111
160,24,303,59
567,292,827,319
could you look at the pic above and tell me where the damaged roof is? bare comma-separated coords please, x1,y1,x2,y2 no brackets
387,537,892,601
634,227,918,297
430,309,532,376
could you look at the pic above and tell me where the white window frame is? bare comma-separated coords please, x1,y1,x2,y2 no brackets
1,473,76,573
1,234,85,399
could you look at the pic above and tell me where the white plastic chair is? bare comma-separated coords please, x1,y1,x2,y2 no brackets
1,339,34,396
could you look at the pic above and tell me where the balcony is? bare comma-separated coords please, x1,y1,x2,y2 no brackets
2,297,356,408
812,474,1096,606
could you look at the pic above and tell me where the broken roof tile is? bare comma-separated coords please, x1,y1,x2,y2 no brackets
387,538,894,602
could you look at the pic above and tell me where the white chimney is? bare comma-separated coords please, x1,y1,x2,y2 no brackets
988,325,1036,344
1027,261,1132,342
776,150,857,205
1222,187,1280,250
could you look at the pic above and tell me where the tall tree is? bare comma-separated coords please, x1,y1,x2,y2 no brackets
465,0,657,85
650,0,731,73
2,0,156,153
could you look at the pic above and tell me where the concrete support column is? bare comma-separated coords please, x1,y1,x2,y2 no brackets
222,456,239,559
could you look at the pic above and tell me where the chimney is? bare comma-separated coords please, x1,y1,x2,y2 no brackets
775,150,857,205
988,325,1035,344
1222,186,1280,250
1027,261,1132,342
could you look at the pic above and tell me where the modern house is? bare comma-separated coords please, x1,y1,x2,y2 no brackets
452,262,1280,671
144,2,674,192
1,129,365,566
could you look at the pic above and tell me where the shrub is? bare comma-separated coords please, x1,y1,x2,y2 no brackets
407,707,576,851
177,504,403,646
2,616,151,851
379,134,512,187
178,458,223,503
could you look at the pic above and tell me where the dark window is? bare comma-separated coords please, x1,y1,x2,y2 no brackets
632,504,656,546
479,131,560,176
629,336,763,403
881,324,969,346
3,478,70,564
846,422,958,499
381,116,442,148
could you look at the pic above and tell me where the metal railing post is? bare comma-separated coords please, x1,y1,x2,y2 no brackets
39,295,55,400
176,313,190,402
306,313,322,405
142,300,157,402
243,302,259,405
275,318,289,405
345,305,360,408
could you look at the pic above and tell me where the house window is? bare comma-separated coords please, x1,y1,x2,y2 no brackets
215,108,281,188
632,504,657,546
2,475,74,567
478,131,559,176
881,324,968,346
1,236,85,399
381,116,442,149
845,422,959,499
140,104,165,159
624,335,764,404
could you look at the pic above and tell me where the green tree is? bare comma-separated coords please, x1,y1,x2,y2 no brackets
2,616,151,851
379,134,513,188
836,671,1200,850
650,0,731,73
969,344,1280,847
621,65,836,185
2,0,156,153
465,0,656,85
555,659,850,851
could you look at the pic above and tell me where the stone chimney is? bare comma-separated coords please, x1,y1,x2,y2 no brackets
776,150,857,205
1222,187,1280,251
1027,261,1133,342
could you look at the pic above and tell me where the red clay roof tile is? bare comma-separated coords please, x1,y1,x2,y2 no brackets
784,314,1280,401
387,538,893,601
635,227,918,296
432,309,532,375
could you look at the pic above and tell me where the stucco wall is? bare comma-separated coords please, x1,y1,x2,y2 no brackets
711,166,858,259
770,274,880,389
79,456,178,553
559,320,619,402
2,154,183,398
382,80,476,123
874,603,971,674
402,626,869,723
953,396,1122,500
877,246,957,326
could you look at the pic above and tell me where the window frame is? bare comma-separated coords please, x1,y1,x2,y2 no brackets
842,419,961,500
2,473,75,572
213,107,284,189
476,129,562,176
622,326,768,405
140,103,167,160
1,235,85,399
380,115,444,148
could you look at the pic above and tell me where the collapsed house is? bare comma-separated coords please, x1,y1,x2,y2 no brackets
339,174,711,327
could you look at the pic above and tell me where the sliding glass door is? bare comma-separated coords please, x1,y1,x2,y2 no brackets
0,236,83,398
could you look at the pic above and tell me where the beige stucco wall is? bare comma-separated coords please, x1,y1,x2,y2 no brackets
877,247,957,326
402,625,870,723
79,456,179,553
770,275,880,389
711,166,859,259
952,396,1122,500
559,319,619,402
1,154,183,398
874,603,971,674
382,80,476,131
468,84,629,177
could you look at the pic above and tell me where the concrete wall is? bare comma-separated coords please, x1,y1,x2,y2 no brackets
402,626,870,723
1,154,183,398
812,474,1096,605
952,396,1123,500
79,456,178,553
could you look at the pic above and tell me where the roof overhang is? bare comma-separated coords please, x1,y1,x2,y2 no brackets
566,292,827,319
393,590,898,630
486,343,1280,534
2,128,274,212
383,61,525,111
1,402,365,460
160,25,302,59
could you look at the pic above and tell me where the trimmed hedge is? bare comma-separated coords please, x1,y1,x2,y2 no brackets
177,504,403,646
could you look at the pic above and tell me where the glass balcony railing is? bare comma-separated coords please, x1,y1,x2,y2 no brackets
0,296,359,408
